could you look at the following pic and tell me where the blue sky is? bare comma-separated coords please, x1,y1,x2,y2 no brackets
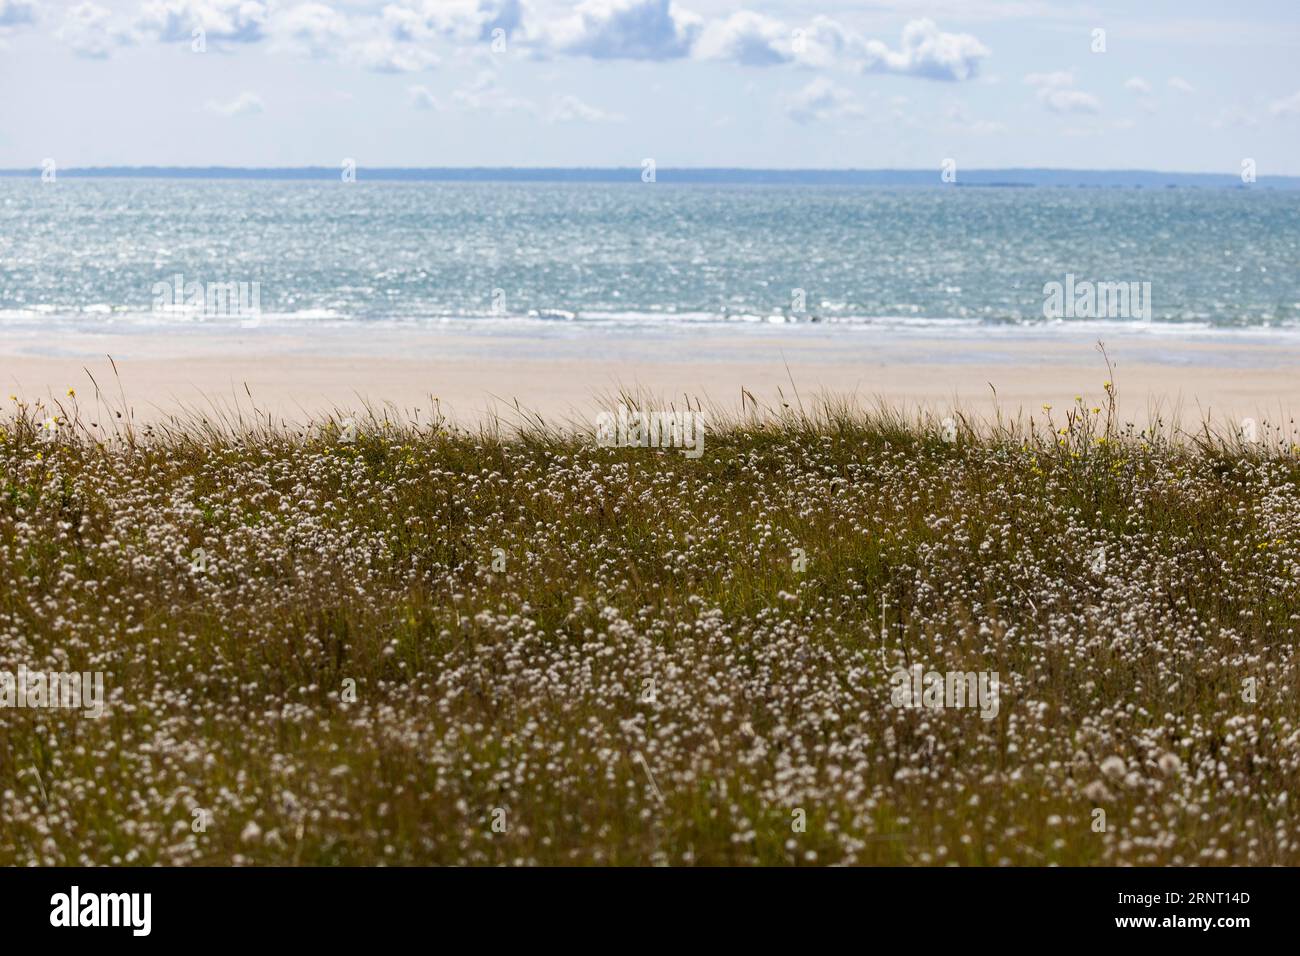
2,0,1299,172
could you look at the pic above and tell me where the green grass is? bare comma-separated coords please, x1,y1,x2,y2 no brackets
1,385,1298,865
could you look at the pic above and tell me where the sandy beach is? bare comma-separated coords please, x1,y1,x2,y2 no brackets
4,326,1300,430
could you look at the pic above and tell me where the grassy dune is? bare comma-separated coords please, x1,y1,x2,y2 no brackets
1,382,1298,866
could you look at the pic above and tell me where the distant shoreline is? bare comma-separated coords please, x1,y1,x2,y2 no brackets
2,167,1297,188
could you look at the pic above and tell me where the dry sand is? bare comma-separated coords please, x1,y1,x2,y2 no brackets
4,326,1300,431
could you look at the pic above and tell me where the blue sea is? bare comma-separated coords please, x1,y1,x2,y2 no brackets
2,179,1298,336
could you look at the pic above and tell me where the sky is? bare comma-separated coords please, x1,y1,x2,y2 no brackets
1,0,1299,172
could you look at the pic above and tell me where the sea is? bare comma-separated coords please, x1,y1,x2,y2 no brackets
2,177,1298,339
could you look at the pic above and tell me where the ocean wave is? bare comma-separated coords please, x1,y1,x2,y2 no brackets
8,305,1300,340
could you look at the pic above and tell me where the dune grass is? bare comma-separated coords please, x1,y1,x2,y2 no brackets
1,373,1299,866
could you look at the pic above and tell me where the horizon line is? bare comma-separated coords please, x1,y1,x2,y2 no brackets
2,165,1296,187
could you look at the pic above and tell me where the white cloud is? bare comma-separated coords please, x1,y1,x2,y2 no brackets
695,12,791,67
548,94,625,123
271,4,437,73
1168,76,1196,94
695,15,989,81
8,0,992,89
1041,90,1099,114
788,18,865,70
548,0,701,61
205,91,265,116
452,70,536,113
56,3,133,59
1268,90,1300,117
137,0,269,44
408,85,441,110
384,0,523,44
783,77,863,124
1026,71,1100,114
350,38,439,72
270,2,349,58
0,0,34,28
860,18,989,81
